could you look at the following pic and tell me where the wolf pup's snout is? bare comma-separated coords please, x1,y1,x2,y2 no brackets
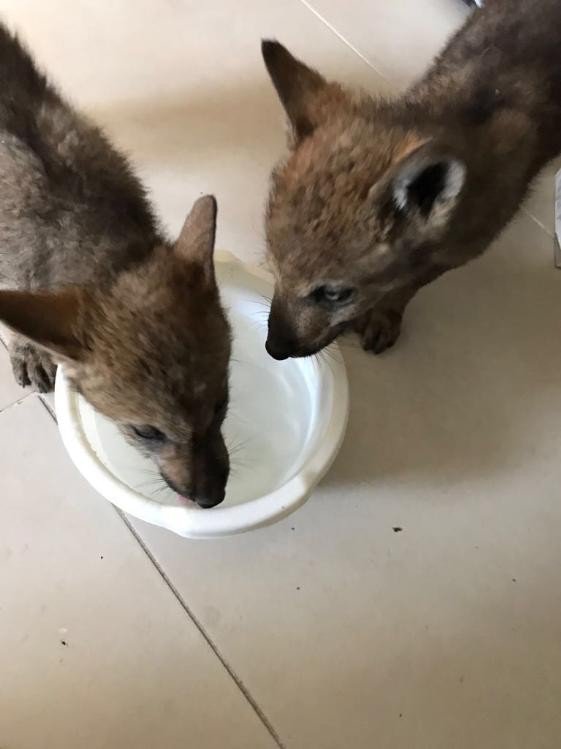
158,428,229,508
191,432,230,508
266,287,348,359
266,312,294,360
266,293,303,359
265,338,290,361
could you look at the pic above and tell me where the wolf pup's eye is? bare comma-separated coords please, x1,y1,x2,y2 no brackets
131,425,166,442
311,285,355,306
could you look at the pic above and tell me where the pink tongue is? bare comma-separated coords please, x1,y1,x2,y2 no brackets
178,494,194,504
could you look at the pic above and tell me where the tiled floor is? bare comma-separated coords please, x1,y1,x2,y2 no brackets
1,2,561,748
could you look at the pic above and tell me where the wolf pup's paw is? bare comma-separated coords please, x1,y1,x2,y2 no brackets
9,339,57,393
354,308,403,355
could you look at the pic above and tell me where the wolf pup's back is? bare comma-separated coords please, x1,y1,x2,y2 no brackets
0,24,160,291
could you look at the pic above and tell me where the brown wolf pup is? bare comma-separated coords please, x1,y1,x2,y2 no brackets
0,25,231,508
262,0,561,359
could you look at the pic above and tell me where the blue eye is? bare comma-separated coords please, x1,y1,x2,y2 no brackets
311,285,355,306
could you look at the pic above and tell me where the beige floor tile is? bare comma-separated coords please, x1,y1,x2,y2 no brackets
1,1,560,748
0,397,280,749
128,213,561,749
303,0,469,87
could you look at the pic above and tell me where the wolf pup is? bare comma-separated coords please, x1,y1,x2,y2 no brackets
0,26,231,508
262,0,561,359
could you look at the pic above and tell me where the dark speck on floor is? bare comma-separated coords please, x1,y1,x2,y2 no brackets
512,578,517,582
296,586,301,591
291,527,295,531
393,527,403,533
399,713,403,718
60,640,68,647
100,555,104,560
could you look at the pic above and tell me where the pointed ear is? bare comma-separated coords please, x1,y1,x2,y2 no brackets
174,195,217,280
388,143,466,227
0,287,86,361
262,40,336,142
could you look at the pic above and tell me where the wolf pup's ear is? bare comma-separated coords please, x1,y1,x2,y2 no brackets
389,143,466,229
262,40,336,142
175,194,218,282
0,288,86,361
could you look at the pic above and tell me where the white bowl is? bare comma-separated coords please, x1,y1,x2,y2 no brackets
54,253,349,538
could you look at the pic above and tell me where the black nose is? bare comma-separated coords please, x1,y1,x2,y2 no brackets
161,465,227,509
194,489,225,509
265,338,290,360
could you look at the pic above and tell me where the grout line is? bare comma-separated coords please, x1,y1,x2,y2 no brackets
297,0,556,242
37,392,57,422
521,205,554,238
117,510,287,749
0,391,32,414
297,0,389,81
34,382,286,746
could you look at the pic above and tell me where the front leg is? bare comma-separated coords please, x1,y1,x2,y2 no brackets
353,305,405,355
8,334,57,393
354,268,440,354
354,270,444,355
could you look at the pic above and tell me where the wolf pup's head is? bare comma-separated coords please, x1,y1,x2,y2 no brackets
0,196,232,508
262,41,466,359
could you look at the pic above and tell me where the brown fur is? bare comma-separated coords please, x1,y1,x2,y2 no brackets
262,0,561,358
0,25,231,507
